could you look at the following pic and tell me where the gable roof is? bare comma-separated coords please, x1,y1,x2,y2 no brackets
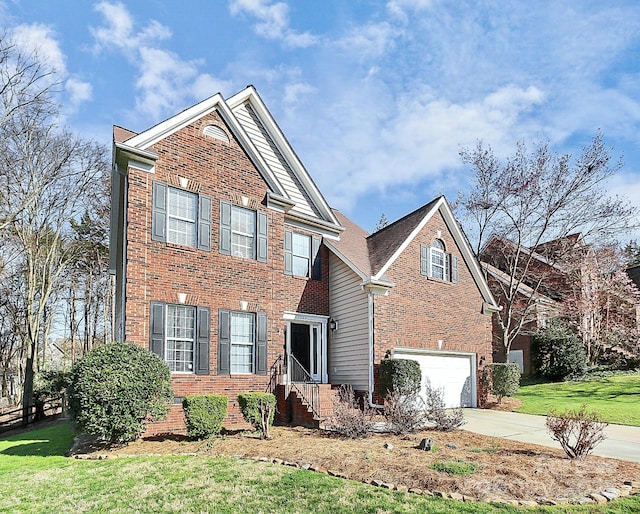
367,199,439,276
483,261,557,305
113,86,342,236
325,196,499,308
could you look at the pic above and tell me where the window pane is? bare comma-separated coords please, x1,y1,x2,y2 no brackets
167,188,197,247
168,218,196,247
232,233,253,258
230,312,254,373
231,206,255,258
292,233,310,257
291,233,310,277
292,255,310,277
166,305,195,372
431,248,445,280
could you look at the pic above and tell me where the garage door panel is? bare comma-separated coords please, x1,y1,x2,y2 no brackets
393,350,476,408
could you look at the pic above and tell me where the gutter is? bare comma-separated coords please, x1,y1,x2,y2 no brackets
367,291,384,409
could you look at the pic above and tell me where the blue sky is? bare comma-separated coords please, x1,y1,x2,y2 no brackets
3,0,640,235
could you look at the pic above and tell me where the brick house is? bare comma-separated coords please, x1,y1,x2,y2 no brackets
109,86,499,433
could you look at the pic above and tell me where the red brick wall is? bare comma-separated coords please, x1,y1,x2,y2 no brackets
372,211,493,396
123,111,329,434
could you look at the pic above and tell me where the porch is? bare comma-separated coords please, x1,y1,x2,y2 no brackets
268,354,339,428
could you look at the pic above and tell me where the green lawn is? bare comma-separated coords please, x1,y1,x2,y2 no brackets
0,421,638,513
515,374,640,426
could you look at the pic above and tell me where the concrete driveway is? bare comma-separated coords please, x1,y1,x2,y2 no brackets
462,409,640,463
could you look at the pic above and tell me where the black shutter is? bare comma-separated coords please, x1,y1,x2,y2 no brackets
219,200,232,255
218,309,230,374
311,235,322,280
256,312,268,375
451,254,459,284
445,253,451,282
151,182,167,242
198,194,212,251
150,302,165,359
420,244,429,276
284,229,293,275
195,306,210,375
256,210,268,262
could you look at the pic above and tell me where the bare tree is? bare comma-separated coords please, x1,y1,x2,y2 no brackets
0,34,58,231
4,103,108,422
460,134,638,359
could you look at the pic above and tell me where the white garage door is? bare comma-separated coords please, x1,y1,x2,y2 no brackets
392,349,476,408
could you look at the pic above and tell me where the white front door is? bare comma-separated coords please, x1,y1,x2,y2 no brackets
284,312,328,383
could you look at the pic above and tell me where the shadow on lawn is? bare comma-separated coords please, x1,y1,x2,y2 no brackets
0,419,74,457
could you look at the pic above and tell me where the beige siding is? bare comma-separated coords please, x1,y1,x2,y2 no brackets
233,103,317,218
328,253,369,390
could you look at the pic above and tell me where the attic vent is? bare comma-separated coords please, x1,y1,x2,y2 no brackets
203,125,229,143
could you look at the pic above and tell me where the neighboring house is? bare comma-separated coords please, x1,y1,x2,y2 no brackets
483,262,557,376
481,234,581,376
110,86,499,434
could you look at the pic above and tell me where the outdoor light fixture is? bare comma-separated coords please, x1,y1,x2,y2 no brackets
329,318,338,331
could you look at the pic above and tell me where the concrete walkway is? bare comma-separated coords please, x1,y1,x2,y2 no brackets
462,409,640,463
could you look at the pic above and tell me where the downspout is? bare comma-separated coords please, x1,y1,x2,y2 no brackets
367,291,384,409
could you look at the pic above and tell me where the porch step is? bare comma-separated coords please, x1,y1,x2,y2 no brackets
274,384,339,428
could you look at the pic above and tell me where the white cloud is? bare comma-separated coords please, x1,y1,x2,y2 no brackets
66,77,93,105
334,22,399,59
229,0,318,48
283,82,315,106
90,1,230,121
91,1,171,52
386,0,435,19
297,84,546,212
12,23,66,74
11,23,93,110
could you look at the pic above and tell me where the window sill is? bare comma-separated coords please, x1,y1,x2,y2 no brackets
426,276,454,285
165,242,197,252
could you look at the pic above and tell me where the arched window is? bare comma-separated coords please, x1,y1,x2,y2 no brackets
420,239,458,283
430,239,446,280
203,125,230,143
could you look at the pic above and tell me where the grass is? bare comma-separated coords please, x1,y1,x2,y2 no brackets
429,459,478,476
514,374,640,426
0,421,638,513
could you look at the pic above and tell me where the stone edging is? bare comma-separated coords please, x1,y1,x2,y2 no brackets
69,434,639,506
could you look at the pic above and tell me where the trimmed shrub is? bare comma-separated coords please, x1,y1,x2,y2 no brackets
379,358,421,398
67,342,173,443
546,404,608,459
486,363,521,402
182,394,228,439
237,392,276,439
533,319,587,380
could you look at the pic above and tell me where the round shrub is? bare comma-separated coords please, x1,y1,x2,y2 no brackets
485,363,520,402
67,342,173,443
379,358,421,398
237,392,276,438
182,394,228,439
533,319,587,380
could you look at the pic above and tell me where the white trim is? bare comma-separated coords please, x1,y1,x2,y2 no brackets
227,86,341,229
392,347,477,408
283,311,329,383
373,197,499,310
120,92,288,198
374,199,442,279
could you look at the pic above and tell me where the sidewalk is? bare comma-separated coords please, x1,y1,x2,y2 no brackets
462,408,640,463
